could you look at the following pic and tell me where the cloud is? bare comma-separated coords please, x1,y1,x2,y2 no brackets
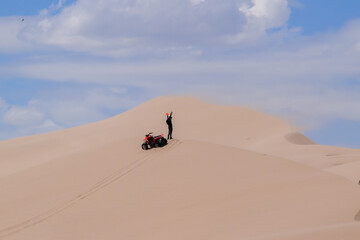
0,86,142,140
2,105,44,127
0,98,9,115
239,0,290,29
0,0,359,140
190,0,206,6
42,88,131,126
7,53,360,131
51,0,66,11
2,108,59,132
0,0,292,57
0,17,33,53
287,0,303,9
3,18,358,130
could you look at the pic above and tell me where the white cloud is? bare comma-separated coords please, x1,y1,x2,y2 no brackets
0,87,141,140
287,0,302,9
232,0,290,43
0,0,292,57
51,0,66,11
239,0,290,29
3,18,359,130
0,0,359,139
190,0,206,6
0,17,34,53
0,98,8,110
2,106,44,127
22,87,138,128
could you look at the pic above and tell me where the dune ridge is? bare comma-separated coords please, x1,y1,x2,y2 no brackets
0,96,359,240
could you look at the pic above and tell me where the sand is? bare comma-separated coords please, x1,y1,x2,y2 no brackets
0,96,359,240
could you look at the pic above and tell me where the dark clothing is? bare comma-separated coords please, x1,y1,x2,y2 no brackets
168,125,173,139
166,112,173,139
166,115,172,127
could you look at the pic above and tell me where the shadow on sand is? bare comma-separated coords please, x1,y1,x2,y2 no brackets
355,210,360,221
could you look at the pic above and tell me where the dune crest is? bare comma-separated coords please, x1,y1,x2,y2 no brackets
284,132,316,145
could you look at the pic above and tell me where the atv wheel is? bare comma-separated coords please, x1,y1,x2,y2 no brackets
161,137,167,146
142,143,148,150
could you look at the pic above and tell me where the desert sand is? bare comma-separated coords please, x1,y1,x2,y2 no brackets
0,96,359,240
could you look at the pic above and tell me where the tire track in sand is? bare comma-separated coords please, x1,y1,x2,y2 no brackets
0,139,182,239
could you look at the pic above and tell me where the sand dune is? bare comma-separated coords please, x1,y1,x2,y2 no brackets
0,96,359,240
325,160,360,183
251,222,360,240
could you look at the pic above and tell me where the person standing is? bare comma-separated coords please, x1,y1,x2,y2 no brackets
166,112,173,139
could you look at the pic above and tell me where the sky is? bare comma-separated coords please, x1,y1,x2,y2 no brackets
0,0,359,148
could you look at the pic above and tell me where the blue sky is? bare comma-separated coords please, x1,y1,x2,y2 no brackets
288,0,360,35
0,0,76,16
0,0,360,148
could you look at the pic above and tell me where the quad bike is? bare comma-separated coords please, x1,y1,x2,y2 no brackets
142,132,167,150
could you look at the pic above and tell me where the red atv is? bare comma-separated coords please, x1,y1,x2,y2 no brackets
142,132,167,150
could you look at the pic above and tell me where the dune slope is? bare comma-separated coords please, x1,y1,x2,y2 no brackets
0,96,359,240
